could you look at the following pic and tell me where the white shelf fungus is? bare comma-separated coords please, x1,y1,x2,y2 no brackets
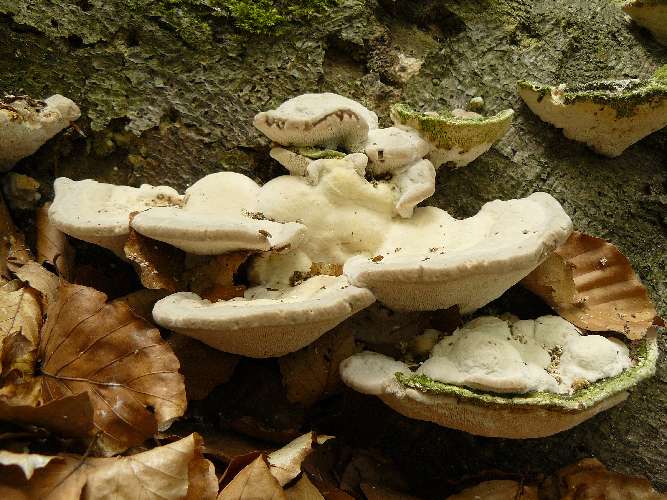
518,71,667,157
1,94,81,171
130,172,306,254
389,104,514,168
623,0,667,45
49,178,182,256
340,315,656,438
364,127,431,174
253,93,378,151
152,275,374,358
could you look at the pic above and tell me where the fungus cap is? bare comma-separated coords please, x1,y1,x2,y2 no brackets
344,192,573,312
389,104,514,168
130,172,306,254
48,177,182,256
340,324,657,438
364,127,431,174
254,93,379,151
1,94,80,171
152,275,375,357
518,75,667,157
623,0,667,45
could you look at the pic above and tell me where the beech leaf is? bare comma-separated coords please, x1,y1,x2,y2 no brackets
285,476,325,500
36,203,74,280
0,433,213,500
38,282,186,454
279,328,356,406
522,232,661,339
0,281,41,379
218,455,287,500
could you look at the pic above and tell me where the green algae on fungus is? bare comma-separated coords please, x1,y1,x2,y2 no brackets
389,103,514,168
623,0,667,45
518,74,667,157
293,147,346,160
395,333,658,413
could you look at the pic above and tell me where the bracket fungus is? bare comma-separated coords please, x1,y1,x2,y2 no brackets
623,0,667,45
152,275,375,358
49,178,182,257
340,315,658,438
130,172,306,254
518,68,667,157
389,103,514,168
1,94,80,171
253,93,379,151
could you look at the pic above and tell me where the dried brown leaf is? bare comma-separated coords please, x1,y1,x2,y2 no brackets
543,458,664,500
0,433,209,500
268,432,333,487
186,456,219,500
286,475,325,500
361,483,422,500
38,282,186,454
279,328,356,406
218,455,287,500
0,282,41,379
0,191,31,278
168,333,239,400
13,261,60,307
0,450,56,479
124,221,248,301
0,391,94,439
200,430,273,464
124,221,186,291
115,288,170,322
522,232,661,339
446,480,538,500
36,203,74,280
185,253,248,302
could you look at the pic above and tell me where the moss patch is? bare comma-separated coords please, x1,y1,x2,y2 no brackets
395,335,658,412
390,103,513,151
517,75,667,118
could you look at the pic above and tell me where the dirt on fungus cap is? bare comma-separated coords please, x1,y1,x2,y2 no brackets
130,171,306,255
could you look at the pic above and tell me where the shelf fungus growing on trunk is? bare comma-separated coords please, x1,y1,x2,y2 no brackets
340,315,658,438
130,172,306,254
518,67,667,157
48,178,183,257
623,0,667,45
253,92,379,151
0,94,80,171
389,104,514,168
49,157,574,358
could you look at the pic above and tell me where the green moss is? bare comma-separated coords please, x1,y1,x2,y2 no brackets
293,147,346,159
395,336,658,412
518,76,667,118
390,103,514,151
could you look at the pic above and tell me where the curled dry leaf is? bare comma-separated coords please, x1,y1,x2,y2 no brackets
36,203,74,280
0,190,31,278
115,288,170,322
0,280,41,379
125,220,185,291
13,261,61,307
286,475,325,500
219,455,287,500
0,449,56,479
124,221,248,301
167,333,239,400
0,433,216,500
446,480,538,500
268,432,334,487
279,327,356,406
542,458,664,500
35,282,186,454
522,232,661,339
